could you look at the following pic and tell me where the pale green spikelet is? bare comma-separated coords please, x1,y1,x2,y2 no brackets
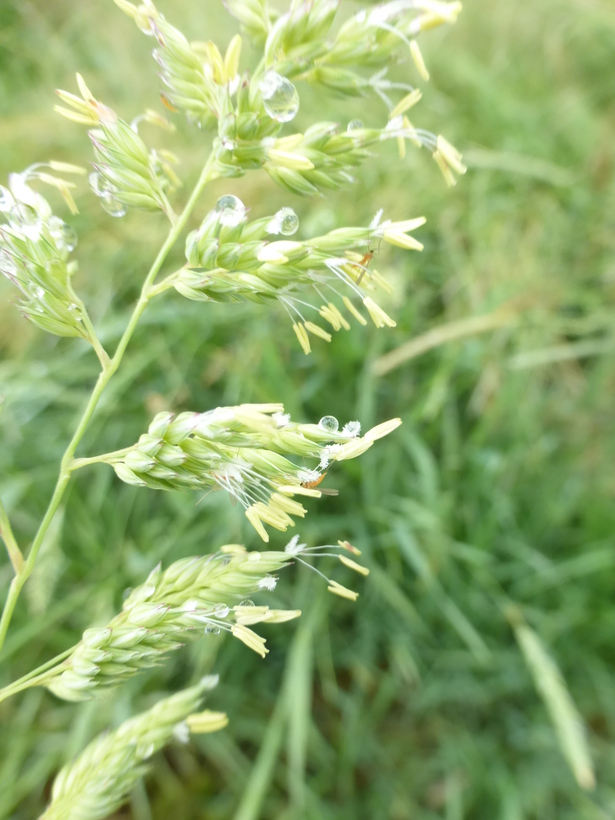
177,196,425,347
42,546,295,700
0,170,97,340
55,74,179,218
39,679,220,820
107,404,401,540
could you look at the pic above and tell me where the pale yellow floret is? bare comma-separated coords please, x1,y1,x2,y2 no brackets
273,133,304,150
186,710,229,734
363,297,396,328
327,580,359,602
234,605,271,625
338,539,362,555
410,40,430,81
37,174,79,214
365,418,403,442
327,302,351,330
418,2,463,31
277,484,322,498
48,161,86,175
382,230,424,251
245,506,270,542
76,73,95,103
389,89,423,119
252,501,293,531
258,240,303,264
342,296,368,326
265,609,302,623
270,493,307,517
220,543,247,554
333,438,373,460
433,150,457,187
266,149,314,170
224,35,242,81
304,321,332,342
339,555,370,576
319,305,342,331
232,624,269,657
292,322,311,355
436,135,467,176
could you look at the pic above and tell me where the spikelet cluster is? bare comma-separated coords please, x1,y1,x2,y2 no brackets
179,197,425,349
113,0,465,189
39,680,219,820
109,404,401,541
44,546,293,701
55,74,179,219
0,169,97,339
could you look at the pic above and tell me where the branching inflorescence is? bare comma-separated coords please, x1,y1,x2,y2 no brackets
0,1,465,817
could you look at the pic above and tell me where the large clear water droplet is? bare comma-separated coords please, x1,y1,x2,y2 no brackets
205,623,221,635
89,171,112,198
215,194,247,227
319,415,339,433
48,216,78,252
0,186,14,213
239,599,255,608
213,604,230,619
268,207,299,236
101,195,127,218
347,119,364,132
259,71,299,123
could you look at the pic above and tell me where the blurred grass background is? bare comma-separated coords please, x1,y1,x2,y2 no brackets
1,0,615,817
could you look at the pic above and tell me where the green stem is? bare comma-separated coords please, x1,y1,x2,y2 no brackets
0,498,23,573
0,155,218,656
70,446,135,472
0,646,74,704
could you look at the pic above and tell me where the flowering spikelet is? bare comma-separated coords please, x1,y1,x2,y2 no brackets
55,74,179,218
109,405,401,540
43,547,293,701
39,680,221,820
177,198,424,349
0,170,99,340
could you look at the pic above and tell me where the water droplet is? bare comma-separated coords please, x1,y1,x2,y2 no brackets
347,119,364,132
205,624,221,635
35,286,45,299
221,138,236,152
122,587,134,600
101,195,127,218
48,216,77,252
215,195,247,228
0,186,14,213
89,171,111,198
259,71,299,123
268,207,299,236
239,599,255,608
213,604,230,619
319,415,339,433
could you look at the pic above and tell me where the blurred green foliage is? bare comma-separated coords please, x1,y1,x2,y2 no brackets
2,1,615,818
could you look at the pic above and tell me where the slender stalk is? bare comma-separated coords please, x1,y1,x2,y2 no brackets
0,155,218,656
0,647,74,704
0,498,23,573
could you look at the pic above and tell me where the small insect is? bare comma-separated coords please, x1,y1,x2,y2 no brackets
301,471,339,496
355,250,373,286
160,93,178,113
